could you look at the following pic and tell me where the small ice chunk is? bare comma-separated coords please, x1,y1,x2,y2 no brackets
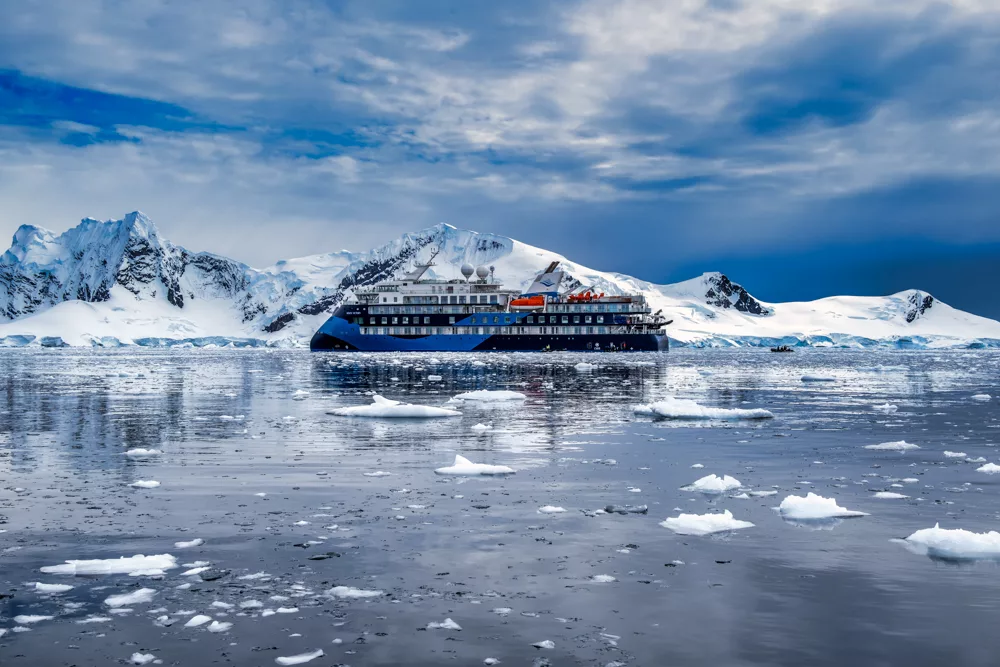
292,390,310,400
211,601,234,610
41,554,177,576
435,455,515,476
864,440,920,451
749,490,778,497
873,403,898,413
484,659,500,665
427,375,443,381
105,588,156,607
331,395,461,418
943,451,967,458
533,640,556,649
972,394,991,401
691,463,704,469
590,575,616,583
363,471,392,477
184,614,212,628
901,524,1000,560
276,649,325,666
492,607,512,616
181,566,210,576
471,423,493,433
207,620,232,632
660,510,755,536
682,474,742,494
538,506,567,514
130,653,156,665
634,398,773,420
129,480,160,489
174,538,204,549
778,493,868,520
34,582,74,593
13,615,53,624
240,600,264,609
977,463,1000,474
124,448,162,457
427,617,462,630
873,492,909,499
451,390,526,402
327,586,384,599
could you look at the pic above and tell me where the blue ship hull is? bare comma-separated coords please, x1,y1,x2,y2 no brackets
310,314,668,352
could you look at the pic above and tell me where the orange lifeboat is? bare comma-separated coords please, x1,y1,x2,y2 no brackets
509,295,545,310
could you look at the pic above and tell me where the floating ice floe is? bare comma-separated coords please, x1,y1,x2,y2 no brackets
660,510,755,536
363,471,392,477
533,640,556,649
691,463,704,468
292,390,309,400
427,374,443,381
874,492,909,499
471,423,493,433
174,538,204,549
207,620,232,632
34,582,73,593
537,506,567,514
105,588,156,607
41,554,177,576
801,375,836,382
778,493,868,521
633,397,773,420
943,451,967,458
899,524,1000,560
590,574,616,583
327,586,385,599
427,618,462,630
450,390,526,403
330,394,460,418
13,615,53,624
976,463,1000,474
681,474,742,494
873,403,898,413
864,440,920,451
130,653,156,665
434,455,515,476
124,448,162,457
276,649,325,665
184,614,212,628
749,490,778,497
574,362,595,372
972,394,992,401
129,480,160,489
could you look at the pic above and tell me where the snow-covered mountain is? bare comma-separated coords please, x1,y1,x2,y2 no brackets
0,211,997,349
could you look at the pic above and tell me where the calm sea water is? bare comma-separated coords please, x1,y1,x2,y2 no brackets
0,348,998,666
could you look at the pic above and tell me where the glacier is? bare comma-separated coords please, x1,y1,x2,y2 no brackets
0,211,998,348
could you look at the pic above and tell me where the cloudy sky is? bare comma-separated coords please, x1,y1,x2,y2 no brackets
2,0,999,316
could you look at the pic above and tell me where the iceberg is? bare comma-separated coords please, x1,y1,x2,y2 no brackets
659,510,755,536
633,397,773,420
330,395,460,418
434,455,515,476
41,554,177,576
681,474,742,494
778,493,868,520
900,524,1000,560
864,440,920,451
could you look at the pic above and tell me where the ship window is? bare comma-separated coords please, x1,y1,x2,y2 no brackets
447,286,454,293
490,295,497,303
380,317,387,324
392,317,398,324
393,296,398,303
573,316,580,324
423,316,430,324
493,316,499,324
459,296,466,304
597,316,604,323
575,327,581,334
449,316,455,324
450,296,458,304
470,316,476,324
561,316,568,324
402,317,409,324
478,327,485,335
526,316,533,324
585,316,592,324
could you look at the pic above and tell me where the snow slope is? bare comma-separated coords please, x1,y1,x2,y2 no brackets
0,212,998,348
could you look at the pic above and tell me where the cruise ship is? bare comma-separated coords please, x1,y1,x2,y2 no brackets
309,254,670,352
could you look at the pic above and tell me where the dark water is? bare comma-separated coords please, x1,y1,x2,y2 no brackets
0,349,999,666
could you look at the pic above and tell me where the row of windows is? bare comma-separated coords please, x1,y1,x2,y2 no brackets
356,313,622,326
360,326,615,336
377,294,500,305
366,303,641,314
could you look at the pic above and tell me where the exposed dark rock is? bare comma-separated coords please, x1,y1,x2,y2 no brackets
705,274,769,315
